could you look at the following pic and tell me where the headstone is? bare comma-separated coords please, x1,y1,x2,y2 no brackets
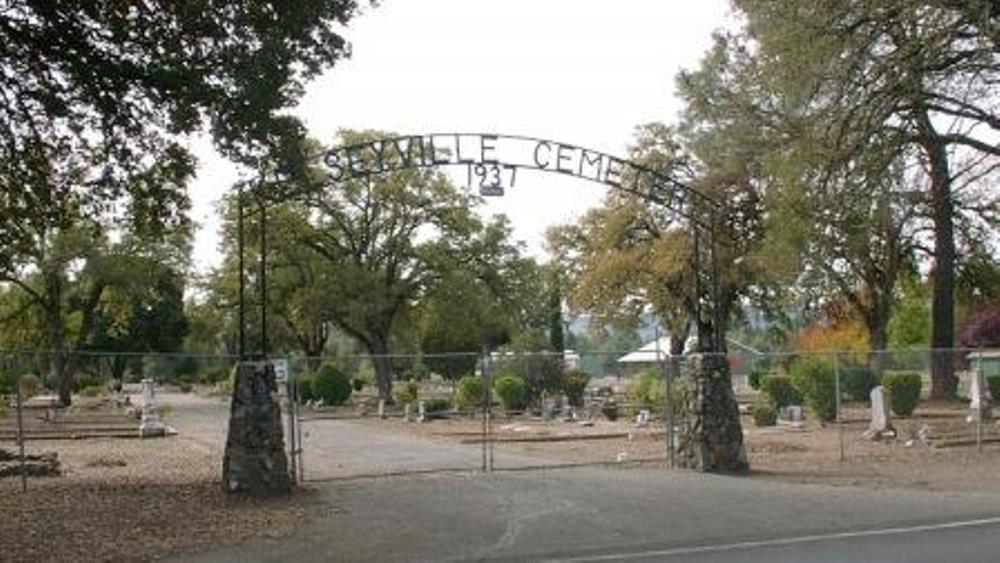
861,386,894,441
222,362,291,496
139,378,165,438
418,400,427,423
636,409,650,427
542,400,556,421
378,399,386,419
787,406,803,423
968,370,993,423
404,403,412,422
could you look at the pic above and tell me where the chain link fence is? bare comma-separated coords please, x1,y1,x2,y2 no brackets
1,347,997,489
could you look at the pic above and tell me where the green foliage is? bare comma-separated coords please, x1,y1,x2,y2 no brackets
601,399,619,421
312,365,352,406
19,374,42,398
75,374,101,392
747,365,769,391
424,398,452,414
177,382,192,393
561,370,591,407
455,375,485,411
493,374,528,412
296,374,314,403
0,371,15,395
788,357,837,422
752,394,778,427
351,378,365,392
81,385,102,397
882,372,922,417
987,377,1000,404
759,374,801,409
396,381,419,406
627,370,664,410
106,378,123,393
888,284,931,349
841,365,879,402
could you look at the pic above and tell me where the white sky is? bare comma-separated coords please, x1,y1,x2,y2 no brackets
186,0,734,272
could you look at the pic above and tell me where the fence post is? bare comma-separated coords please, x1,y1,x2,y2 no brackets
15,373,26,492
286,367,297,485
834,352,844,462
975,353,983,453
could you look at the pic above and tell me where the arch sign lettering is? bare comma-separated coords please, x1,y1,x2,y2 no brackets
320,133,716,226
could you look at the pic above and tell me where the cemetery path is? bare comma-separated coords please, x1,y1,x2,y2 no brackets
181,466,1000,562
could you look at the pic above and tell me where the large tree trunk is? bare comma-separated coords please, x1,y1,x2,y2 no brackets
44,270,71,407
919,116,957,399
369,335,394,402
867,316,889,376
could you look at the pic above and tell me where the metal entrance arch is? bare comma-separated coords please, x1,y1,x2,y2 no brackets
234,132,727,362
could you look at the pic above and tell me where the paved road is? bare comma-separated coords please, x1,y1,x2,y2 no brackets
184,467,1000,562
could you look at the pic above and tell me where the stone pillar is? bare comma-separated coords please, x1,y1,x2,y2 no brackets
139,378,165,438
969,370,993,423
222,361,291,496
677,354,748,473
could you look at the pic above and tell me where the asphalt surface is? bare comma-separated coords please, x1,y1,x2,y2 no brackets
182,467,1000,562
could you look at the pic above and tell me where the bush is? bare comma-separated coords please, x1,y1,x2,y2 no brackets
178,382,193,393
788,357,837,422
19,374,41,398
313,365,352,406
0,371,15,395
562,370,591,407
81,385,102,397
107,378,123,393
396,380,419,406
988,376,1000,403
456,375,485,410
424,398,451,413
747,365,769,390
351,378,365,392
75,374,100,392
602,399,619,421
759,374,801,408
842,365,879,402
296,374,314,403
882,372,922,417
627,370,664,410
493,374,528,412
752,394,778,427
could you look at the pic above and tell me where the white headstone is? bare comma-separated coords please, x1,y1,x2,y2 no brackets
862,386,893,440
417,400,426,423
404,403,412,423
969,370,993,422
636,409,650,427
139,378,165,437
378,399,386,419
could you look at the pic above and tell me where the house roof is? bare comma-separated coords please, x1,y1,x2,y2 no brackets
617,336,763,363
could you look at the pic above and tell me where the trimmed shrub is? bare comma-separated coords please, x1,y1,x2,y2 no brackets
493,374,528,412
842,365,879,402
456,375,485,410
313,365,352,406
752,394,778,427
351,378,365,392
788,357,837,422
988,376,1000,403
627,370,664,410
747,365,769,390
0,371,15,395
602,399,619,421
75,374,100,392
107,378,123,393
759,374,801,409
882,372,922,417
177,382,193,393
81,385,102,397
19,374,41,398
424,398,451,413
296,374,315,403
562,370,591,407
396,380,419,406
